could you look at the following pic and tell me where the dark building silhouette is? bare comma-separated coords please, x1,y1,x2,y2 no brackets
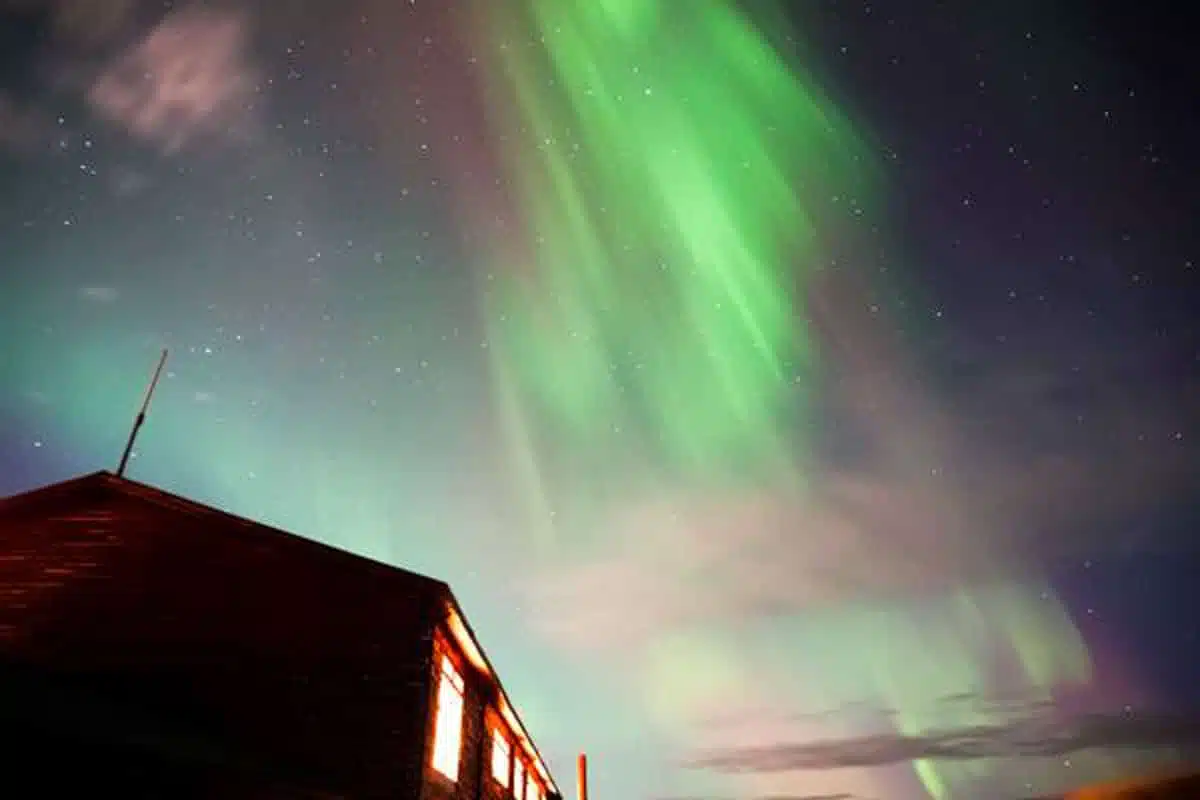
0,471,561,800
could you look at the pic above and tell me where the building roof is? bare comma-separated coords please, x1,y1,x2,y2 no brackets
0,470,448,593
0,470,559,797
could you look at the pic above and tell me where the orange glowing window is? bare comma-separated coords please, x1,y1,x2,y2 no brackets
431,655,465,781
491,732,511,788
513,758,526,800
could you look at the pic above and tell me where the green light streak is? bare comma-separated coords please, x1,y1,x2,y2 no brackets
466,2,1103,797
480,0,868,491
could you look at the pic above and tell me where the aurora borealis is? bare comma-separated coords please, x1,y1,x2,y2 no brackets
480,0,848,481
461,4,1114,797
2,0,1199,798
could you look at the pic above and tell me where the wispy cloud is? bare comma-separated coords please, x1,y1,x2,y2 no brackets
2,1,258,157
87,6,259,154
79,286,119,303
521,269,1198,797
531,271,1199,654
688,706,1200,773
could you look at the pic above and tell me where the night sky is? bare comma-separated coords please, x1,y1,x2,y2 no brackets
2,1,1198,798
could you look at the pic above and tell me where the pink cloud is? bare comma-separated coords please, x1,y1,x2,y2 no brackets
88,7,257,153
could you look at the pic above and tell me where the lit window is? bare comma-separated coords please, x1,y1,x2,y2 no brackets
491,732,511,787
431,655,465,780
513,759,526,800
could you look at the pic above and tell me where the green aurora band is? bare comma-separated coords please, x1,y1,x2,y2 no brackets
470,1,1105,796
480,0,859,502
0,1,1168,796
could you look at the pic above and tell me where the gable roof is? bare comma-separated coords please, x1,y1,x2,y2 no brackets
0,470,561,797
0,470,449,595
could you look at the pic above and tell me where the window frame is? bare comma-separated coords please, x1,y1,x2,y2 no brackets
491,728,512,788
430,651,466,782
513,756,526,800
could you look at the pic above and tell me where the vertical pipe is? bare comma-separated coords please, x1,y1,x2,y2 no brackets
577,753,588,800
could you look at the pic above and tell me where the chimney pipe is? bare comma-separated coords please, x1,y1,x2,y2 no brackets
577,753,588,800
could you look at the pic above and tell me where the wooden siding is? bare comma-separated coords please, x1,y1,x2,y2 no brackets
0,480,442,799
419,629,555,800
480,707,511,800
421,630,487,800
0,473,562,800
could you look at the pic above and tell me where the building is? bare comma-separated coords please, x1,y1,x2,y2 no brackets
0,470,561,800
1027,771,1200,800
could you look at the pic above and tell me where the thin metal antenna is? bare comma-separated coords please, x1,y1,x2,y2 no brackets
116,348,169,478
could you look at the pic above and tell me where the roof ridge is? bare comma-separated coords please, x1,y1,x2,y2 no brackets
0,470,113,512
1,471,448,593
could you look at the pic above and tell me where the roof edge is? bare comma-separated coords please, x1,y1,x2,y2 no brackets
2,472,558,790
1,470,450,595
0,470,114,512
442,590,561,797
